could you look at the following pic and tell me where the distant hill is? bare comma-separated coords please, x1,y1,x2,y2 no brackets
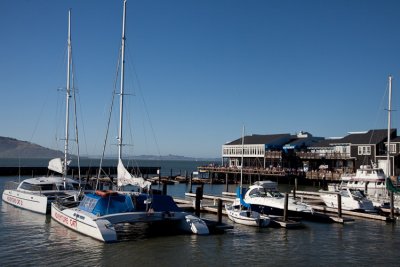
133,154,219,161
0,136,63,158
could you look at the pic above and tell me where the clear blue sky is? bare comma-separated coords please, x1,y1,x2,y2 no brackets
1,0,400,158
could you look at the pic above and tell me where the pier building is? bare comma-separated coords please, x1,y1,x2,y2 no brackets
201,129,400,182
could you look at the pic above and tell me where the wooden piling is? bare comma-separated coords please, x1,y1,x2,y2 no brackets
283,193,289,221
390,191,395,220
162,182,167,195
225,173,229,192
189,172,193,193
337,193,342,218
217,199,223,224
195,186,203,217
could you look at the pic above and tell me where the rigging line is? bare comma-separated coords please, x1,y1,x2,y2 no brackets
71,52,81,184
96,47,122,190
364,81,389,165
126,45,162,157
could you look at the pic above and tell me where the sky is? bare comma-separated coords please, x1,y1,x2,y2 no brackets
1,0,400,158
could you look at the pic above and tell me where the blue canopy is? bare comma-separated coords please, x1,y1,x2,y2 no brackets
78,193,135,216
236,187,251,208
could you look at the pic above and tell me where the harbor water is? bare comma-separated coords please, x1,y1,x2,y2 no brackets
1,160,400,266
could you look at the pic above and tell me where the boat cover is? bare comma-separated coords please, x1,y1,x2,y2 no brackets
236,187,251,208
78,193,135,216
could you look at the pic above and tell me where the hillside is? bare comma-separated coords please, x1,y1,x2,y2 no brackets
0,136,63,158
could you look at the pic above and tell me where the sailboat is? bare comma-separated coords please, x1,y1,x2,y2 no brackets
225,126,270,227
2,10,81,214
51,1,208,242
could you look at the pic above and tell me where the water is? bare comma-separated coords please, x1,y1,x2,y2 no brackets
2,164,400,266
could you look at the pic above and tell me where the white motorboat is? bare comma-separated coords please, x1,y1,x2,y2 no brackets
330,165,388,199
320,188,375,212
243,181,314,216
51,1,209,242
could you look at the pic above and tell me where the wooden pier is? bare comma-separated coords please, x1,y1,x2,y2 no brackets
179,189,392,226
197,166,342,185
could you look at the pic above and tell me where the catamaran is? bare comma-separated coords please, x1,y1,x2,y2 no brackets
2,10,81,214
51,1,209,242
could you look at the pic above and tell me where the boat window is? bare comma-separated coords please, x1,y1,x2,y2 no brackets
350,189,365,199
40,184,56,191
20,182,34,191
270,191,283,198
248,188,261,197
79,196,98,212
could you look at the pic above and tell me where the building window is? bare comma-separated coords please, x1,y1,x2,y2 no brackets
385,144,397,154
358,146,371,155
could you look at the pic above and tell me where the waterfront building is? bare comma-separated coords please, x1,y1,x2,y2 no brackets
222,131,323,170
221,129,400,177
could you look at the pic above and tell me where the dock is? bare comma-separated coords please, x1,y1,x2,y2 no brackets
179,189,392,227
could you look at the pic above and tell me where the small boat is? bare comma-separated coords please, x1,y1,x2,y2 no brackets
225,199,270,227
320,188,375,212
243,181,314,216
224,126,270,227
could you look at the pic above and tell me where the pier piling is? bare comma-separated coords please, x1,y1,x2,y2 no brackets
337,193,342,218
217,199,223,224
284,193,289,222
195,186,203,217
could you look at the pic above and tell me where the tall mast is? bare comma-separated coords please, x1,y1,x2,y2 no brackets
387,75,392,176
118,0,127,161
64,9,72,179
240,125,245,189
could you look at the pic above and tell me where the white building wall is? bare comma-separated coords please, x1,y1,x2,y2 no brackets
222,144,265,158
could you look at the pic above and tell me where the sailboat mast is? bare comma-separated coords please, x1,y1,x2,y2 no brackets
387,75,392,176
118,0,127,161
64,9,72,179
240,125,245,189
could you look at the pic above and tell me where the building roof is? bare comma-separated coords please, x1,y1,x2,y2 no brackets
341,129,395,145
225,134,291,146
309,129,396,148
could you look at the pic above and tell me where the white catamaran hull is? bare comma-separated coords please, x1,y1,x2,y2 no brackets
51,203,170,242
52,203,209,242
3,190,49,214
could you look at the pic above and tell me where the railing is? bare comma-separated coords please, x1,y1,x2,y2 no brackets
296,151,352,159
198,166,286,176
